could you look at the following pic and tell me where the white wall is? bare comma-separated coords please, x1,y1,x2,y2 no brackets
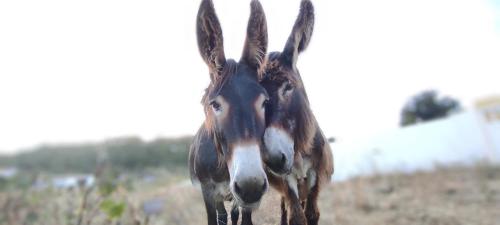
332,110,500,181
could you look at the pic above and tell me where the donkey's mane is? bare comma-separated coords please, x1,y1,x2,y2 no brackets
292,93,315,155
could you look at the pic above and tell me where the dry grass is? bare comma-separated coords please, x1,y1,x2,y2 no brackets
2,164,500,225
131,164,500,225
322,164,500,225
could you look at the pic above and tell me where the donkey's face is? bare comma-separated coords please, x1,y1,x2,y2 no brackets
197,0,269,208
261,0,315,175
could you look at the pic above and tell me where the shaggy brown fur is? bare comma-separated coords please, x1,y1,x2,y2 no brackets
260,1,334,225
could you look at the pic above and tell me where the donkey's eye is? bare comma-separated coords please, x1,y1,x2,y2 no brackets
262,99,269,108
210,101,222,112
282,82,294,97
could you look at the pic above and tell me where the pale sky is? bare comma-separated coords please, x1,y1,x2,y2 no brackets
0,0,499,153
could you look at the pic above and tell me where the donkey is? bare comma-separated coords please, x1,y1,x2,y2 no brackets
260,1,334,225
188,0,270,225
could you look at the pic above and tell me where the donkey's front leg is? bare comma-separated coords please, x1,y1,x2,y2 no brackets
201,186,218,225
230,202,239,225
304,182,320,225
285,178,307,225
241,209,254,225
216,201,228,225
280,197,288,225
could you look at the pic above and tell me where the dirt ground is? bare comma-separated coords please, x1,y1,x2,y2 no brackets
314,165,500,225
155,164,500,225
2,164,499,225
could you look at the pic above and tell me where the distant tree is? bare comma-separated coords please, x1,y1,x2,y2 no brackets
400,90,462,127
0,136,192,174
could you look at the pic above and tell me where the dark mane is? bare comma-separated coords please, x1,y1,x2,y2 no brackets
292,93,315,155
202,59,239,104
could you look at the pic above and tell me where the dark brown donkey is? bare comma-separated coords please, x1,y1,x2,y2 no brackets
188,0,270,225
260,1,334,225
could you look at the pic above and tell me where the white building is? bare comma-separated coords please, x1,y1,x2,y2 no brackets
332,96,500,181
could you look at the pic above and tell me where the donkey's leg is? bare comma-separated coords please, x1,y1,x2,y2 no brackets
202,186,218,225
305,182,321,225
280,197,288,225
241,209,253,225
285,182,307,225
216,201,228,225
230,203,239,225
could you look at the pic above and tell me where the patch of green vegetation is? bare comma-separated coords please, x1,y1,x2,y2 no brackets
0,136,192,174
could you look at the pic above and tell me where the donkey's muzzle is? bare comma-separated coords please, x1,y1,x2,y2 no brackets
233,177,267,204
266,152,292,174
228,144,268,207
263,126,294,175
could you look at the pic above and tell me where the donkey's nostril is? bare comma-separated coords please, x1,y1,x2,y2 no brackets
234,182,242,195
261,181,267,192
281,153,287,164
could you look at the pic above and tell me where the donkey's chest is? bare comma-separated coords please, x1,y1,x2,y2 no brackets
211,180,232,201
286,157,316,200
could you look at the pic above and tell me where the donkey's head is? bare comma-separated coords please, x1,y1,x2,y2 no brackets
261,0,315,175
197,0,269,208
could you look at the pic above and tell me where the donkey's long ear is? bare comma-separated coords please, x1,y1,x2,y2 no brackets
197,0,226,81
240,0,268,75
282,0,314,67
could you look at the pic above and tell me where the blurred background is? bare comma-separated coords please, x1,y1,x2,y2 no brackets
0,0,499,224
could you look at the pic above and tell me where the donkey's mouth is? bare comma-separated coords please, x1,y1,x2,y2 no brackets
266,164,292,177
232,194,261,210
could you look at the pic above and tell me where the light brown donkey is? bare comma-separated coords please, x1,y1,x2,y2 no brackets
260,1,334,225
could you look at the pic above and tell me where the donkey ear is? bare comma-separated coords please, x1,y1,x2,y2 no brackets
240,0,268,74
197,0,226,81
282,0,314,67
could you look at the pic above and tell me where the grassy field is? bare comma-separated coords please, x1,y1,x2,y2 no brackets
1,164,500,225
